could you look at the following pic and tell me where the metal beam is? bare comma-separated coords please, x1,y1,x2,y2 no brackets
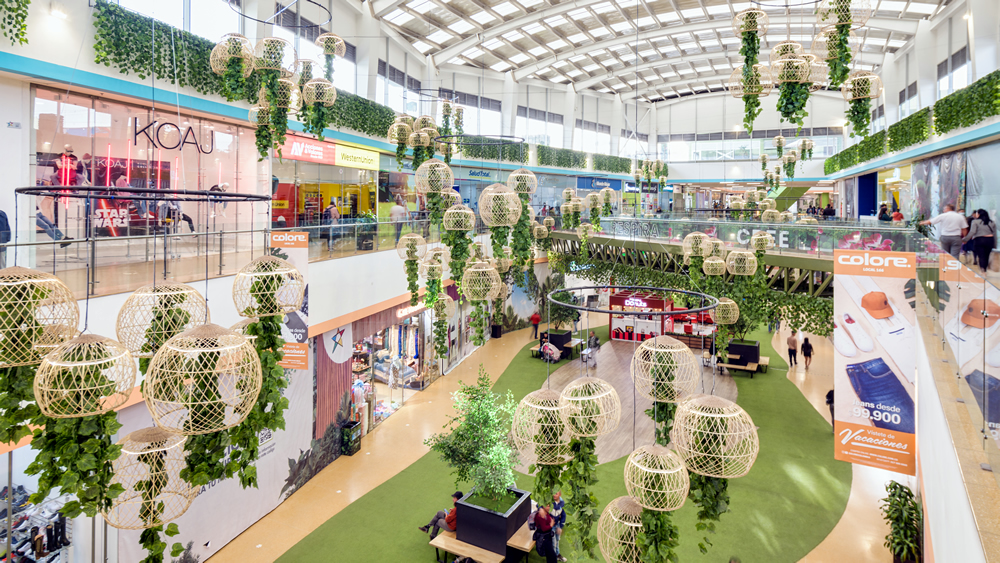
372,0,409,18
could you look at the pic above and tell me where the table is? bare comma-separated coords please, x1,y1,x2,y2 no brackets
506,522,535,562
564,338,584,359
430,531,505,563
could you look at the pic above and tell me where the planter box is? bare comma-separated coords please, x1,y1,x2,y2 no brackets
728,339,760,366
491,324,503,339
455,487,531,555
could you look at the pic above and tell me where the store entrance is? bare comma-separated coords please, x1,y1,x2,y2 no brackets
271,159,377,230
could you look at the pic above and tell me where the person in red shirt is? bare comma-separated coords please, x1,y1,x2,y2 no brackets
419,491,463,539
530,311,541,339
533,505,559,563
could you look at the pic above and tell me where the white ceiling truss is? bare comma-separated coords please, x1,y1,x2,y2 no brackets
377,0,943,103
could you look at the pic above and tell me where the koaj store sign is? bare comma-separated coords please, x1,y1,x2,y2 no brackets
132,118,215,153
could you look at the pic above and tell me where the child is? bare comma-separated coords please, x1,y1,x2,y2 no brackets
551,491,567,562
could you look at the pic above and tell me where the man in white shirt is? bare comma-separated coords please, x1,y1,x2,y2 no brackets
389,196,408,243
921,204,968,259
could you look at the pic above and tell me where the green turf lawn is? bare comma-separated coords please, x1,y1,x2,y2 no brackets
278,326,851,562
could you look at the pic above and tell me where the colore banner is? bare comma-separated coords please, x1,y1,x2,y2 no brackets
271,231,310,370
833,249,917,476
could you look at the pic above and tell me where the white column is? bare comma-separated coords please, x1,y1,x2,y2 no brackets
502,73,517,136
610,96,624,157
354,13,382,101
969,1,1000,80
563,85,577,150
913,20,937,108
881,52,901,127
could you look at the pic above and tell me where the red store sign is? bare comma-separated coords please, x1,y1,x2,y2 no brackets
280,136,337,165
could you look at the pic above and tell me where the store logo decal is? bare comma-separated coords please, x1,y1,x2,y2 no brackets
836,253,910,268
469,170,491,178
272,233,307,242
132,118,214,154
289,141,324,160
623,298,648,307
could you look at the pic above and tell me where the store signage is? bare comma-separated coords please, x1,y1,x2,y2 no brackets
281,136,336,165
93,208,130,228
132,118,214,153
737,228,791,249
271,232,309,370
396,304,426,318
468,170,493,179
623,297,648,308
593,179,613,189
623,181,638,193
335,145,379,170
270,232,308,248
272,200,289,209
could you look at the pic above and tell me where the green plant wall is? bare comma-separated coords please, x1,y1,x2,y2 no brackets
856,130,886,163
887,108,931,153
592,153,632,174
459,136,528,163
933,69,1000,135
537,145,587,169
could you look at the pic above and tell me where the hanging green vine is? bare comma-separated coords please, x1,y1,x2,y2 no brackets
443,229,471,295
440,102,454,164
395,141,408,171
433,318,448,361
492,296,505,326
471,301,488,345
0,0,29,46
510,194,534,284
823,1,854,88
139,523,183,563
637,509,680,563
136,445,183,563
427,191,446,227
490,226,511,261
564,436,599,559
263,70,289,159
220,57,248,102
777,81,810,131
405,259,420,306
301,102,335,141
783,159,796,179
688,473,730,554
0,365,40,444
739,16,762,134
847,97,872,138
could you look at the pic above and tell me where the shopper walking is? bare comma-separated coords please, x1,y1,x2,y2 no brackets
532,505,559,563
323,198,341,250
418,491,461,539
530,311,541,338
801,337,814,369
962,209,996,274
786,333,798,366
551,491,567,561
920,204,968,259
390,196,407,243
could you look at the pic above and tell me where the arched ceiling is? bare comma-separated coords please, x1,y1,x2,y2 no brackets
372,0,943,103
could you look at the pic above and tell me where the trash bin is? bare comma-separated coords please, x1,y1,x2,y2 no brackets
342,421,362,456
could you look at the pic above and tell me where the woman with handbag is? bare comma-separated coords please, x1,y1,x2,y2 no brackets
962,209,997,274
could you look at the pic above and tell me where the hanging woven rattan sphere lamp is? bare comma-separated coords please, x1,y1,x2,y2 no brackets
104,427,198,530
533,225,549,240
842,70,884,101
229,317,259,343
433,294,457,320
586,192,601,210
559,377,621,438
315,32,347,57
443,204,476,231
597,496,643,563
302,77,337,106
751,231,775,251
0,267,79,367
630,336,700,402
703,256,727,276
543,216,555,229
712,297,740,325
561,187,576,203
507,168,538,194
624,445,690,511
577,223,595,239
232,256,305,318
761,209,781,223
415,158,455,194
817,0,873,28
116,283,208,359
254,37,298,77
670,394,760,478
210,33,254,77
396,233,427,261
34,334,136,418
682,232,709,257
479,184,523,227
726,250,758,275
706,238,725,258
387,121,412,144
513,389,573,466
461,261,502,302
144,323,262,436
408,130,431,148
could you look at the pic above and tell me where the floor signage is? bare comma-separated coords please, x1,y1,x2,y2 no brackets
833,249,917,475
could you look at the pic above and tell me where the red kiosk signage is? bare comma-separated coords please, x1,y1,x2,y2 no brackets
609,290,671,341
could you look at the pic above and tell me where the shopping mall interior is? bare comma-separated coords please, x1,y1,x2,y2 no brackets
0,0,997,561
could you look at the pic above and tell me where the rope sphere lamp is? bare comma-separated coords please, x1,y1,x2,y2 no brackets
144,323,262,436
439,189,461,208
543,216,555,229
586,192,601,210
507,168,538,194
395,114,415,128
396,233,427,261
415,115,437,130
600,187,617,209
571,198,585,214
103,427,198,530
461,261,502,301
432,294,457,320
726,250,758,276
512,389,573,466
703,256,727,276
479,184,523,227
706,238,725,258
711,297,740,325
210,33,254,77
750,231,775,251
759,197,776,210
414,158,455,194
744,190,759,204
562,187,576,203
229,317,259,343
780,210,795,223
443,204,476,231
798,216,819,224
34,335,136,418
682,232,710,257
423,247,450,268
315,32,347,57
817,0,873,28
408,130,431,148
629,336,700,402
597,496,643,563
254,37,298,77
559,377,621,438
727,64,773,98
755,189,769,201
0,267,79,367
732,7,769,35
761,209,781,223
842,70,884,102
302,78,337,106
577,223,595,239
387,121,412,144
670,394,760,478
232,256,305,318
730,200,745,210
533,225,549,239
421,257,445,280
116,283,209,358
559,202,572,218
624,445,690,511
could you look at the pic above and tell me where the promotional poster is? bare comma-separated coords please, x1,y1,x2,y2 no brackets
271,231,309,370
833,249,917,475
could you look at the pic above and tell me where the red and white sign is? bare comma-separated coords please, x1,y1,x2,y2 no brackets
280,136,336,165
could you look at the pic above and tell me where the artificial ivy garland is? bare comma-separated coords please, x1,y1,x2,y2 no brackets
0,0,29,45
777,80,810,131
847,97,872,138
564,436,600,559
510,193,534,284
443,229,471,295
220,57,248,102
825,1,854,88
471,301,488,346
739,15,762,134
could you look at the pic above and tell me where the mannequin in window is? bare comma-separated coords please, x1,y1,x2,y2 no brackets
209,182,230,218
53,144,84,186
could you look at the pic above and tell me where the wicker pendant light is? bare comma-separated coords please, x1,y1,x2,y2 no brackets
812,25,861,61
0,267,79,367
415,158,455,194
443,204,476,231
750,231,775,251
104,427,198,530
479,184,523,228
744,190,759,204
513,389,573,466
248,105,270,128
507,168,538,194
630,336,700,402
759,197,776,210
600,187,616,208
439,189,461,208
703,256,726,276
730,200,745,210
761,209,781,223
780,210,795,223
561,187,576,203
559,377,621,438
232,256,305,318
116,283,208,359
421,257,445,280
254,37,298,77
817,0,873,28
577,223,595,239
461,261,502,301
408,130,431,148
798,216,819,224
210,33,254,77
395,114,415,128
257,79,301,111
34,335,136,418
229,317,259,343
706,238,725,258
670,394,760,478
543,216,555,229
732,7,768,35
682,232,709,257
396,233,427,261
302,77,337,106
533,225,549,239
727,65,774,98
624,445,690,511
571,198,585,214
433,294,457,320
711,297,740,325
842,70,884,101
773,55,811,85
755,189,769,201
315,32,347,57
586,192,601,211
387,121,412,144
559,202,572,218
420,127,440,143
597,496,643,563
415,115,437,130
144,323,262,436
726,250,758,275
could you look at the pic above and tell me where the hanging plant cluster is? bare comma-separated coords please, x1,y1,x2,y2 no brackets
415,156,453,227
639,159,668,184
397,234,427,306
772,41,812,131
731,8,771,134
817,0,871,88
843,70,882,138
508,168,538,276
783,150,798,179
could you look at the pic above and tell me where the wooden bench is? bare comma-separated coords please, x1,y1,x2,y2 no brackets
758,356,770,373
430,531,505,563
506,522,536,562
529,344,541,358
718,362,759,378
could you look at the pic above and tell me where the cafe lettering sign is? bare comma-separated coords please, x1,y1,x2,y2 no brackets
133,118,215,154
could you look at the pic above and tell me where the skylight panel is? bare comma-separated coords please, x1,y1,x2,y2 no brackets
482,38,503,49
712,62,731,70
887,39,906,48
414,41,433,53
659,47,678,56
706,4,730,15
407,0,433,13
545,15,568,26
549,39,568,49
638,49,656,58
677,42,698,51
491,61,512,71
520,0,543,7
612,82,629,89
680,8,704,19
386,9,413,25
568,33,587,44
529,46,547,56
567,69,583,77
568,8,590,19
583,64,600,72
657,12,679,23
427,30,454,44
523,22,545,34
878,0,907,10
905,1,936,14
700,38,720,48
720,37,739,45
590,26,612,37
551,76,569,83
470,11,496,24
569,54,587,62
493,2,519,16
611,21,634,32
592,2,615,13
449,20,475,34
510,53,530,63
502,31,523,41
731,3,751,10
677,67,695,74
464,47,484,58
636,17,655,27
693,64,711,72
448,58,468,65
553,60,569,68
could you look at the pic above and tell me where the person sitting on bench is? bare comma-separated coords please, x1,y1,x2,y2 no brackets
419,491,462,539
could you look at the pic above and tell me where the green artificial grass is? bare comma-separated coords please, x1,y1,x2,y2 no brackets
465,492,520,514
279,326,851,563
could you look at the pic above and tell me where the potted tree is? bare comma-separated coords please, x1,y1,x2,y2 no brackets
425,366,530,555
881,481,922,563
356,210,377,251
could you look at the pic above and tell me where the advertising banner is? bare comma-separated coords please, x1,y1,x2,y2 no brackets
271,232,309,370
833,249,917,475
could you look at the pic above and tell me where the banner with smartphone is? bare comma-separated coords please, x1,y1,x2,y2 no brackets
937,255,1000,445
833,249,917,475
270,231,309,370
